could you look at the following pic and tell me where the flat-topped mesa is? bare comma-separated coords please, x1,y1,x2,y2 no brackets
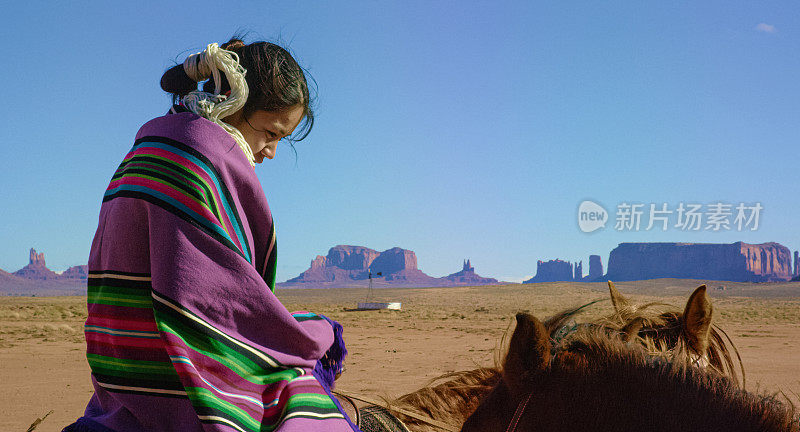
367,247,438,283
285,245,434,285
369,247,417,276
286,246,375,283
283,247,507,287
606,241,793,282
325,245,380,272
61,265,89,280
523,259,574,283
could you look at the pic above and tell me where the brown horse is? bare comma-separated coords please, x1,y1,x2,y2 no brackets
460,310,798,431
384,284,744,432
602,281,743,386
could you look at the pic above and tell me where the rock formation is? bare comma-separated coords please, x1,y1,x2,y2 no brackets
442,259,498,285
284,245,438,286
326,245,381,274
61,265,89,280
524,259,576,283
369,247,417,276
0,248,87,296
587,255,603,281
573,261,583,280
13,248,60,280
605,242,793,282
283,247,503,288
794,251,799,278
0,268,16,280
30,249,45,266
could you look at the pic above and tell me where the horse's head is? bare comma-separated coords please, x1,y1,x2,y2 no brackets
461,310,797,432
604,282,743,385
395,285,744,432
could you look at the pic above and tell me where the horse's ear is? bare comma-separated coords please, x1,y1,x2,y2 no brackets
621,317,644,342
682,285,713,355
503,313,550,395
608,281,630,313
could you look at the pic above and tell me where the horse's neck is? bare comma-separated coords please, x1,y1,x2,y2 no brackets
532,358,793,431
393,368,501,432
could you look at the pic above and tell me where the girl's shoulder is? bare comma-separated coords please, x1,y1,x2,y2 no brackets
134,109,248,170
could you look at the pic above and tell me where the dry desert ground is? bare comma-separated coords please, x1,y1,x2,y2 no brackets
2,279,799,431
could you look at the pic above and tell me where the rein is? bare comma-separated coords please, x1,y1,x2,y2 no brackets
503,320,578,432
334,390,460,432
505,392,533,432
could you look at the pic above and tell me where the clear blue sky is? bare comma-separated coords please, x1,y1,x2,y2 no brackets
1,2,798,283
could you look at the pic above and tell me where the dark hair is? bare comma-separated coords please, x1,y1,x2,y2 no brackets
160,37,315,143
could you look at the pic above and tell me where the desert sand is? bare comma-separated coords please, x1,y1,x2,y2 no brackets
2,279,799,431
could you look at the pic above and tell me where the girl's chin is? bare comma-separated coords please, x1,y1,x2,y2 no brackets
259,148,274,161
252,149,269,164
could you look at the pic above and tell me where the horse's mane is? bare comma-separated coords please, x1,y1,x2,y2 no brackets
389,294,744,432
533,325,797,430
390,367,500,431
593,299,744,386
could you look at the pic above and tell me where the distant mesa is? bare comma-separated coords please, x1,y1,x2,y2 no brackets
13,248,61,280
371,247,437,283
280,245,501,288
291,245,377,283
10,248,88,282
284,245,438,286
442,259,498,285
0,248,87,296
523,255,603,283
6,241,799,296
605,242,794,282
0,267,16,280
587,254,604,280
525,242,799,284
61,264,89,280
524,259,574,283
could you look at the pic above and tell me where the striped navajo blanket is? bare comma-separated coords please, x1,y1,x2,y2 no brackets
72,112,358,432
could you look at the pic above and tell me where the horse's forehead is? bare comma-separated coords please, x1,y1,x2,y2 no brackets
550,321,581,345
549,318,704,366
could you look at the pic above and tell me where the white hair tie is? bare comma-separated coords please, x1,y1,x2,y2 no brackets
180,43,255,167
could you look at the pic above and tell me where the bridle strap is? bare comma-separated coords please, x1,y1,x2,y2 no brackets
505,391,533,432
334,390,460,432
334,390,361,428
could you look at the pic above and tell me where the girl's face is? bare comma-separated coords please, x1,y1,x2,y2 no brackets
226,105,304,163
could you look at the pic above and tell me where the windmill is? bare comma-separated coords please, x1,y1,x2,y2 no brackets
356,270,401,310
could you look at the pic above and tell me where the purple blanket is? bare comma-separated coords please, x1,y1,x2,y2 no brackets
75,112,358,431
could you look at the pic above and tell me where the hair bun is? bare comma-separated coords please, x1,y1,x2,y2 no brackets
160,64,198,96
221,38,246,52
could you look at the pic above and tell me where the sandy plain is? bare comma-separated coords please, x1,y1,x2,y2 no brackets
1,279,799,431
